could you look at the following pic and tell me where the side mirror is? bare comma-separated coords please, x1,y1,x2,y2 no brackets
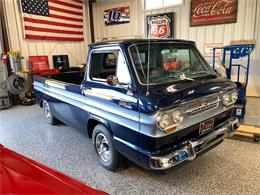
106,75,118,86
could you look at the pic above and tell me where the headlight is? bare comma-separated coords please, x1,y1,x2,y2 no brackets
157,109,184,133
222,93,231,106
222,90,238,107
172,109,184,124
158,113,173,129
231,91,238,102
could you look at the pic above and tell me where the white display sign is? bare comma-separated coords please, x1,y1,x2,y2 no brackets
204,43,223,57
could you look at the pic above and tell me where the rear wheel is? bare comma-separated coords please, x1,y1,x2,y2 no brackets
92,124,119,171
43,101,58,125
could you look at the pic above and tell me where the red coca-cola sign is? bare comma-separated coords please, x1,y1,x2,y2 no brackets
190,0,238,26
146,13,174,38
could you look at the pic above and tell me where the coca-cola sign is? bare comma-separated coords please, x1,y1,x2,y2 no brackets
146,13,174,38
190,0,238,26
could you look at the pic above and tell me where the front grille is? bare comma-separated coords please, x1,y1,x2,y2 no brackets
185,96,220,117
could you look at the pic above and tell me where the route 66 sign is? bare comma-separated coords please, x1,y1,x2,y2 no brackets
104,6,130,25
146,13,174,38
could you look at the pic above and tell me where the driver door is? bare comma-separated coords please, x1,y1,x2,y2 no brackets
81,47,140,151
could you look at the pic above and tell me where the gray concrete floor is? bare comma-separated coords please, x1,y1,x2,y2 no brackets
0,105,259,195
242,97,260,127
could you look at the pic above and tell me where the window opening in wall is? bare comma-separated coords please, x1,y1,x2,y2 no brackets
144,0,184,10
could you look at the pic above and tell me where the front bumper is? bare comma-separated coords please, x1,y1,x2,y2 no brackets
149,117,239,170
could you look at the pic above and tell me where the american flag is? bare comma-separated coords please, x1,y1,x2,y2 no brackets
21,0,84,41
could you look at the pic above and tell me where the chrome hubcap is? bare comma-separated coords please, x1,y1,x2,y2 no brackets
95,133,111,162
44,102,51,120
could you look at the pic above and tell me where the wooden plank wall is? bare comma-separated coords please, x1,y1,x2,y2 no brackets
3,0,91,69
92,0,260,97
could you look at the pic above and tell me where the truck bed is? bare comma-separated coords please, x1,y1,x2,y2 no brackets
44,71,85,85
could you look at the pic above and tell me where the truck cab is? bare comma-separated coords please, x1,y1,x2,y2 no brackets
34,39,239,170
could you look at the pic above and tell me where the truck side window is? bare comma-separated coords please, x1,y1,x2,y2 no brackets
90,51,118,80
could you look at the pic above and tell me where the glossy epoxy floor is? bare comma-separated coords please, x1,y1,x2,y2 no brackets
0,105,259,195
242,97,260,126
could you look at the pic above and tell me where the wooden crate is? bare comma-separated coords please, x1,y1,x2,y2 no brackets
235,125,260,142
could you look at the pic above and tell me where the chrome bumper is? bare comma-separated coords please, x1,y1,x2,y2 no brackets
149,118,240,170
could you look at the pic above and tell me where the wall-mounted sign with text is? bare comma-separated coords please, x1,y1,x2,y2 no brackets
146,12,174,38
104,6,130,25
204,43,223,57
190,0,238,26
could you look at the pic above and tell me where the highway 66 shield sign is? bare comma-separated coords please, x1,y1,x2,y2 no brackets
147,13,174,38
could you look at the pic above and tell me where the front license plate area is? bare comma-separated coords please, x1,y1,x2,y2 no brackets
199,118,214,135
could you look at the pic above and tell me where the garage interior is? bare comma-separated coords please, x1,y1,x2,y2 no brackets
0,0,260,194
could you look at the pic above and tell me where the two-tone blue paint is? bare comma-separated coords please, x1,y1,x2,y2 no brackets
34,39,238,170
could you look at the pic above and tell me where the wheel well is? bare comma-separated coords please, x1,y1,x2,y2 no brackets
87,118,112,138
87,119,101,138
40,100,44,108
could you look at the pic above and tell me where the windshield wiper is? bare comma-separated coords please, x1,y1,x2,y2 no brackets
187,71,209,75
151,73,194,83
179,73,194,81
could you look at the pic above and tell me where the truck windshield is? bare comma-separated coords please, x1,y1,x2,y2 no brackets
129,43,213,84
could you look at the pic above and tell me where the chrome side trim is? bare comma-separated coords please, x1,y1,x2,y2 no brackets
34,81,140,132
113,136,139,150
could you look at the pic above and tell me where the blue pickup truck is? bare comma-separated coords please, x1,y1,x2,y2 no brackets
34,39,239,171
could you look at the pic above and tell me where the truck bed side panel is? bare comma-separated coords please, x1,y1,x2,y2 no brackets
34,77,141,165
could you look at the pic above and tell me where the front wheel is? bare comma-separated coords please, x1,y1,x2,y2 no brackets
92,124,120,171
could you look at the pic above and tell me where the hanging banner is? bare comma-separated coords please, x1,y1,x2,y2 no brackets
104,6,130,25
146,12,174,39
190,0,238,26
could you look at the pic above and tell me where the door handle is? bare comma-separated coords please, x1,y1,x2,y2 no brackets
81,86,91,95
